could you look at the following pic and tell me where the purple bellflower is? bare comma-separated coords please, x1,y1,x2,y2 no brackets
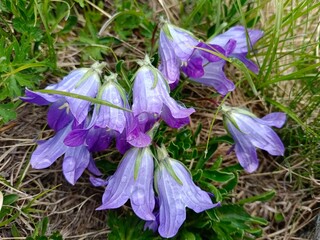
158,23,199,84
182,26,263,95
21,62,106,125
60,72,151,152
221,105,286,173
132,58,195,129
208,26,264,74
181,41,236,95
97,147,155,221
152,146,219,238
30,120,101,185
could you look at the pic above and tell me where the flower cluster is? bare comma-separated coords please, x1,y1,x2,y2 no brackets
23,21,286,238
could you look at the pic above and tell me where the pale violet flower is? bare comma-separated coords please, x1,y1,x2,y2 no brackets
132,63,195,129
152,146,219,238
30,120,102,185
158,23,199,84
21,62,106,124
222,105,286,173
97,147,155,221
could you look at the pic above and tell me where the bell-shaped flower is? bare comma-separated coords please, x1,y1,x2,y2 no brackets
154,147,219,238
208,26,264,74
158,23,199,84
182,41,236,95
97,147,155,221
132,63,195,129
221,105,286,173
90,74,127,133
182,26,263,95
21,62,106,124
30,121,101,185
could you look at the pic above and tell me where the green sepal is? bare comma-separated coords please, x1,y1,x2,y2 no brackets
163,158,183,186
134,148,145,181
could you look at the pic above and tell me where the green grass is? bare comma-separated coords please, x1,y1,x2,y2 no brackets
0,0,319,239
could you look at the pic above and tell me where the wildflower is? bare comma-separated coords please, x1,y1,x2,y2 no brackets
181,41,235,95
132,62,195,129
208,26,264,74
222,105,286,173
30,121,101,184
158,23,199,84
153,146,219,238
90,74,127,133
21,62,106,124
97,147,155,221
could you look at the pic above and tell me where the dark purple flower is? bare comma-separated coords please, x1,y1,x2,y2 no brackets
97,147,155,221
47,99,74,131
222,105,286,173
182,41,236,95
153,147,219,238
208,26,264,74
132,65,195,129
182,26,263,95
158,23,199,84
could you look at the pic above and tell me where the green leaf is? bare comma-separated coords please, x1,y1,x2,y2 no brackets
274,212,285,223
3,194,19,205
237,190,276,204
181,230,196,240
74,0,85,8
0,103,17,124
11,223,21,237
203,170,235,182
0,191,2,211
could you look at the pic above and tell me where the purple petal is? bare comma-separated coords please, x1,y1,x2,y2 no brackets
30,124,71,169
126,122,152,148
181,57,204,78
189,60,235,95
116,131,131,154
144,212,159,232
62,145,91,185
158,29,181,84
53,68,88,92
197,42,225,62
167,24,199,61
156,165,186,238
87,157,102,176
259,112,286,128
124,110,152,148
92,82,126,133
132,66,163,117
130,148,155,221
21,88,59,105
86,127,113,152
63,70,101,124
171,160,219,212
230,53,259,74
226,121,259,173
97,148,139,210
233,113,285,156
64,129,88,147
47,100,73,131
157,73,195,120
224,39,237,56
161,105,191,129
208,26,263,54
90,175,109,187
